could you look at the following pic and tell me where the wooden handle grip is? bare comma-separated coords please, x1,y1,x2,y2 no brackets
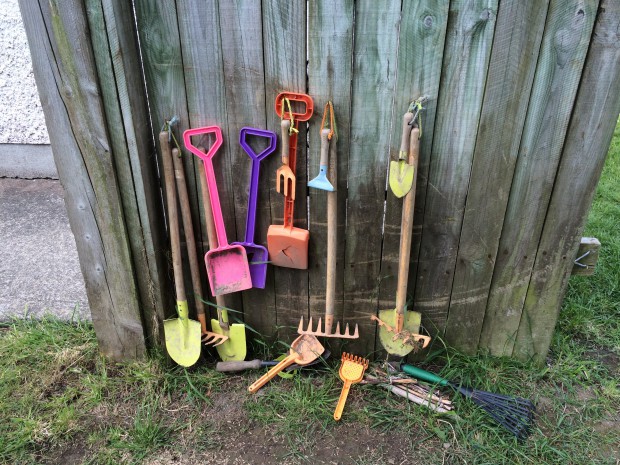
395,127,420,314
319,128,330,167
399,112,415,155
160,132,185,302
216,360,262,372
172,148,205,321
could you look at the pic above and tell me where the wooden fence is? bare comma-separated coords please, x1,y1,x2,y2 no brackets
20,0,620,363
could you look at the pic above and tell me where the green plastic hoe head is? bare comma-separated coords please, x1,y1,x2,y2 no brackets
211,317,247,362
164,301,202,367
373,308,428,357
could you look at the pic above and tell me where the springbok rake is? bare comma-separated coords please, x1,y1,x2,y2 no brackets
297,316,359,339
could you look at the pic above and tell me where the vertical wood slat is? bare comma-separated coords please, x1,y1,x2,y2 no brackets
513,0,620,362
377,0,449,359
218,0,275,337
263,0,309,344
443,0,549,352
343,0,402,356
413,0,498,338
133,1,199,320
307,0,354,350
480,0,598,356
176,0,244,320
19,0,146,359
85,0,169,348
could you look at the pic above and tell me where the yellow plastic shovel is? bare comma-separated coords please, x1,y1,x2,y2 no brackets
160,132,201,367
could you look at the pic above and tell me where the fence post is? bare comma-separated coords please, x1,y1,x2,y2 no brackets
512,0,620,362
18,0,165,359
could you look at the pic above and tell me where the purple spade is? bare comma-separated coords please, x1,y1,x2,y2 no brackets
232,127,277,288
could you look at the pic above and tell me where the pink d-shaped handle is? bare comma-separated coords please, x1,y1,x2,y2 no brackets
183,126,229,246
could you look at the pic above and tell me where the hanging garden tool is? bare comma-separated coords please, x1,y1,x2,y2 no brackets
397,363,536,440
371,106,430,357
389,98,426,198
268,92,313,269
231,127,277,288
248,334,324,393
299,102,358,339
197,148,247,361
160,131,201,367
333,353,369,421
184,126,252,295
171,146,227,347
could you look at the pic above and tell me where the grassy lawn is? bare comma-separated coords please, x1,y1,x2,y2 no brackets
1,126,619,464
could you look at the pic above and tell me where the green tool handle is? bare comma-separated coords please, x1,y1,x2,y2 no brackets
401,364,449,387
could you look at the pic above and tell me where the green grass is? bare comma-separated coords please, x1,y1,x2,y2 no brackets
1,127,619,464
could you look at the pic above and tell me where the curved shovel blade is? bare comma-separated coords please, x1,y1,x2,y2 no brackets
389,161,414,198
164,302,201,367
377,308,422,357
211,319,247,361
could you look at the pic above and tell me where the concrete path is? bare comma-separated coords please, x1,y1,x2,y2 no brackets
0,178,90,320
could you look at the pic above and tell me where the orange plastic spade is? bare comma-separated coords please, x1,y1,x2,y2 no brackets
248,334,324,393
268,92,313,269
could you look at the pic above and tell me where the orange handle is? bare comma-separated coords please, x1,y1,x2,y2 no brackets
248,353,296,393
334,381,352,421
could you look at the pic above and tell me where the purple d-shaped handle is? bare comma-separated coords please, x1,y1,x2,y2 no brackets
239,127,277,243
234,127,277,288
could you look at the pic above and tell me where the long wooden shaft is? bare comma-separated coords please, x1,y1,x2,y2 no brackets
160,132,185,302
172,148,206,332
395,128,420,323
325,133,338,332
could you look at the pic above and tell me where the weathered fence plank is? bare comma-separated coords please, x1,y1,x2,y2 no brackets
307,0,354,350
85,0,169,348
480,0,598,356
343,0,402,356
19,0,146,359
413,0,498,338
377,0,449,359
443,0,549,352
133,1,198,322
512,0,620,362
263,0,309,344
176,0,245,322
218,0,275,338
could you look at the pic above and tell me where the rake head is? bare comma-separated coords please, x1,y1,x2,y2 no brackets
297,316,359,339
276,165,296,199
201,331,229,347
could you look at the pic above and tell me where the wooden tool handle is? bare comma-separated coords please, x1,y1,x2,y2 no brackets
248,353,296,393
280,119,291,165
172,148,206,331
333,381,351,421
395,127,420,316
319,128,330,167
216,360,262,372
325,133,338,323
198,149,228,328
160,132,185,302
398,112,415,158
